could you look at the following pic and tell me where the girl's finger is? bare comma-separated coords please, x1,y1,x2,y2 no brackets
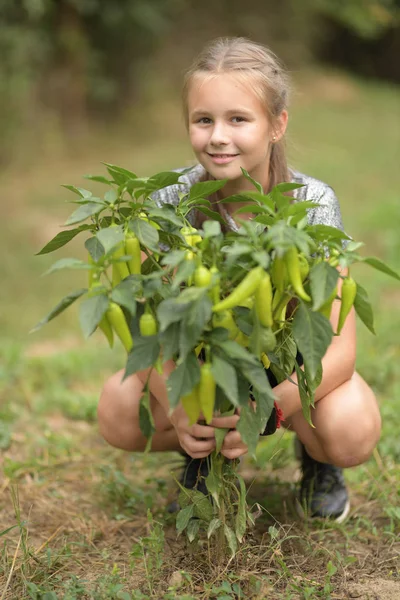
221,447,248,460
222,430,242,447
185,435,216,454
191,424,215,439
210,414,240,429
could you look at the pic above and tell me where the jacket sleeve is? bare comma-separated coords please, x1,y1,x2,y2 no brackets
307,184,351,249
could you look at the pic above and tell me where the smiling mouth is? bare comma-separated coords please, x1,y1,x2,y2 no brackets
207,153,239,157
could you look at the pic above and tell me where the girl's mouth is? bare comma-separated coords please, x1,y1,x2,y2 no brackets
207,153,239,164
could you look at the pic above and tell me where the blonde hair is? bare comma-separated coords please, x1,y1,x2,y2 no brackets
182,37,292,192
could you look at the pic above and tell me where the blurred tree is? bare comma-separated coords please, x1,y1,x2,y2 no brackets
0,0,398,162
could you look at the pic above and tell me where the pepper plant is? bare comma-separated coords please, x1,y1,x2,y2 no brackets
32,163,400,560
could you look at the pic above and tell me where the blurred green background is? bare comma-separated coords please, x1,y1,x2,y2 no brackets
0,0,399,455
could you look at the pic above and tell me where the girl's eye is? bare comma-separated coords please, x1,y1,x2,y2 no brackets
232,116,246,123
197,117,212,124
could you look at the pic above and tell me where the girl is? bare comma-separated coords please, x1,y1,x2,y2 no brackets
97,37,381,522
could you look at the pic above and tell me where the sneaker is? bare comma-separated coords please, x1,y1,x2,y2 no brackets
167,451,209,513
295,438,350,523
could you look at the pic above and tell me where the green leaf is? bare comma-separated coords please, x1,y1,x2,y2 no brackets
157,298,190,333
96,226,124,254
224,524,237,557
233,204,269,215
354,282,375,334
103,163,138,186
292,303,333,381
79,294,109,339
310,224,351,242
124,336,161,379
186,518,200,542
111,279,139,316
275,182,305,194
188,179,228,201
362,256,400,281
207,518,222,539
43,258,91,276
65,201,105,226
30,289,87,333
241,362,274,397
146,205,184,227
217,340,258,365
147,170,186,190
167,353,201,409
159,322,180,362
83,174,113,185
211,356,239,406
176,503,195,535
160,250,186,268
36,224,91,255
196,206,226,224
179,293,212,360
309,261,339,310
237,404,260,458
139,388,155,451
171,259,196,291
294,362,314,427
214,428,229,454
235,474,247,542
240,168,263,193
205,469,220,508
253,388,275,433
203,220,221,238
129,218,159,252
104,189,118,204
61,185,92,198
85,236,105,261
178,487,213,522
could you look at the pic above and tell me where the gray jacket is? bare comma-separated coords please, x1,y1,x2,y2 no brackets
151,163,346,235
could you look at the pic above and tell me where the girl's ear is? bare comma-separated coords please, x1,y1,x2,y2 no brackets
273,110,289,142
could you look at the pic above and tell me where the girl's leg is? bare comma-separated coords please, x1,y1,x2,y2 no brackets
284,371,381,468
97,369,181,452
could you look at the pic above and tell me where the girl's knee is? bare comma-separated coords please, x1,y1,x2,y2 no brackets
315,373,381,468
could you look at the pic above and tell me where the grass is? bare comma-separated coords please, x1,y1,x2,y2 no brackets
0,67,399,599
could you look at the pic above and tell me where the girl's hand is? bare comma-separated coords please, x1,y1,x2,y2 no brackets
170,404,216,459
210,409,249,460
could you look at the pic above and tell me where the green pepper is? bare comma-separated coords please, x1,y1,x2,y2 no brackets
184,250,195,286
209,265,220,305
337,276,357,334
298,253,310,282
181,384,201,426
87,279,114,348
235,330,250,348
194,265,211,288
259,326,277,353
125,233,141,275
180,226,202,247
212,266,264,313
318,286,337,319
109,224,130,282
212,309,239,340
271,255,288,292
255,273,273,328
199,362,216,424
285,247,311,302
106,302,133,352
139,312,157,336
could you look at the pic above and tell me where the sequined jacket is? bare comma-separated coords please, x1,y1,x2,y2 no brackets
151,163,347,235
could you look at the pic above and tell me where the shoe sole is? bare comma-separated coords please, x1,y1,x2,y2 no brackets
295,497,351,524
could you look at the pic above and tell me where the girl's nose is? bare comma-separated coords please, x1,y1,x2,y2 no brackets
210,122,229,146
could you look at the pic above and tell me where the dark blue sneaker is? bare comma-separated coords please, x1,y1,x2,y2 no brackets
295,439,350,523
167,451,209,513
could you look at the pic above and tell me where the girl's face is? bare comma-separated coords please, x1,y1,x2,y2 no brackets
187,73,288,196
